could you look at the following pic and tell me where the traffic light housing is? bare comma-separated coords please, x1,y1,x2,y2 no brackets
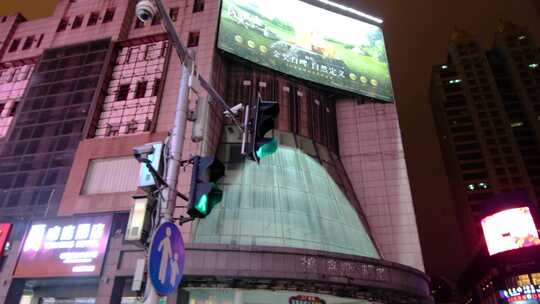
188,156,225,218
249,98,279,162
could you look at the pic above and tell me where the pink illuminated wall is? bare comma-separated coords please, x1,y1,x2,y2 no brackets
94,41,168,138
336,100,425,271
0,64,33,137
481,207,540,255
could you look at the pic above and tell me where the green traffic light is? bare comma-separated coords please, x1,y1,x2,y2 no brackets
256,137,278,160
193,183,223,216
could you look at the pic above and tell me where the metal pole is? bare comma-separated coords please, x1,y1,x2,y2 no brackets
144,59,190,304
143,0,192,302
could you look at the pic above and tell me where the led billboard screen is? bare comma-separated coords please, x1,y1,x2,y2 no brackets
481,207,540,256
14,215,112,278
217,0,394,101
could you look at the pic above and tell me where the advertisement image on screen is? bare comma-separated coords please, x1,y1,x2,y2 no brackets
481,207,540,256
217,0,394,101
14,215,112,278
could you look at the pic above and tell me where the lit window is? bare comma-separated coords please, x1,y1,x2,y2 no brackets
441,65,448,70
478,182,489,189
449,79,462,84
518,35,526,40
467,184,476,191
528,63,538,69
511,121,524,128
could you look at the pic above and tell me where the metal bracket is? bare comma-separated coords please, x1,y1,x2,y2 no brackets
177,215,195,225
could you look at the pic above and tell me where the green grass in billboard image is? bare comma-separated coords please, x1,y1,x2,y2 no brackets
217,0,394,101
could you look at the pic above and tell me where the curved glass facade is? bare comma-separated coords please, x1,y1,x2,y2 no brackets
187,288,382,304
192,131,379,258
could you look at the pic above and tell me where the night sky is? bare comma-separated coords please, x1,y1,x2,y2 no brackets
1,0,540,282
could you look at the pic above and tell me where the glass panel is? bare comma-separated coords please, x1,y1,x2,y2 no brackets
192,142,379,258
187,288,382,304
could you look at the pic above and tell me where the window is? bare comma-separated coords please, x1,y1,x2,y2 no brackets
22,36,34,50
72,15,83,29
103,8,115,23
105,123,120,136
169,7,179,22
126,120,138,134
87,12,99,26
9,102,19,116
135,81,147,99
152,79,161,96
0,103,5,116
57,18,68,32
8,39,20,53
151,15,161,26
116,84,130,101
193,0,205,12
36,34,44,48
1,16,7,23
125,48,133,64
187,31,200,47
134,18,144,29
82,157,139,194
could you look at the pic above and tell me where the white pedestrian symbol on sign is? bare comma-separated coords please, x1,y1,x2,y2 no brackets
157,227,180,286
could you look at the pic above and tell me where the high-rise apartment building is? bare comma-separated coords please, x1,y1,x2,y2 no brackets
0,0,430,303
431,22,540,303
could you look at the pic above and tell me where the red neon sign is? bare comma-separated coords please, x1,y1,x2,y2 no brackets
0,223,12,256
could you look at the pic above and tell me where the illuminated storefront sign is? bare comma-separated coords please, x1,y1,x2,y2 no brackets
481,207,540,256
289,295,326,304
0,223,12,256
500,285,540,303
14,215,112,278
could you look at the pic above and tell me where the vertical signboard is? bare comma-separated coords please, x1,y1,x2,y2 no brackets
0,223,12,256
14,215,112,278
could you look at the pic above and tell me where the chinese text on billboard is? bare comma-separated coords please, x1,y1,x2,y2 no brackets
217,0,394,101
14,215,112,278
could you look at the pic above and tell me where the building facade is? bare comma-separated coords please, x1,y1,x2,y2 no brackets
430,22,540,303
0,0,430,303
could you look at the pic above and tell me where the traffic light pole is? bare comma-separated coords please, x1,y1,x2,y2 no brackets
144,0,192,303
139,0,250,302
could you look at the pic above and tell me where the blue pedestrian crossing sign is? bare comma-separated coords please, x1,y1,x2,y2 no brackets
149,222,185,296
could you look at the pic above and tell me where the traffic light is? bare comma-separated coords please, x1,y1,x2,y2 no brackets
188,156,225,218
249,97,279,162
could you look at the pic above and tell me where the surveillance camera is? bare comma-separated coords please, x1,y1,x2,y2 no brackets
133,144,155,162
136,0,157,23
224,103,244,117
